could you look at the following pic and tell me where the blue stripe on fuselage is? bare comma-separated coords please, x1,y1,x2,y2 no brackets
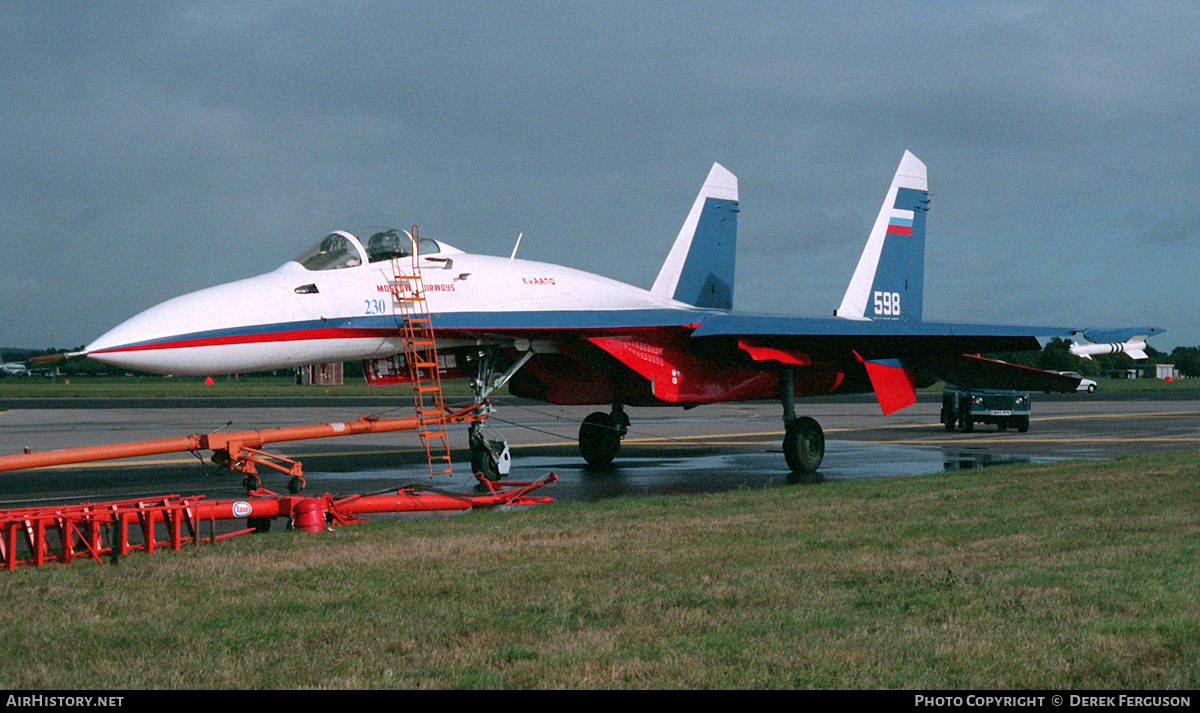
93,309,712,353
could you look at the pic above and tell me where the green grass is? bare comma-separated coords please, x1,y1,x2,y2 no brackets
2,451,1198,689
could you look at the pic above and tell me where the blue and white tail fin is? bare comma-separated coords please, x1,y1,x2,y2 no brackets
836,150,930,322
652,163,739,310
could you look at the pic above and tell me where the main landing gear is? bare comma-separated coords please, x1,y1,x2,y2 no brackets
465,350,825,477
779,370,825,474
578,404,630,469
579,372,826,476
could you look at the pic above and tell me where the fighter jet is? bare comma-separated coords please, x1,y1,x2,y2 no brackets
79,152,1162,477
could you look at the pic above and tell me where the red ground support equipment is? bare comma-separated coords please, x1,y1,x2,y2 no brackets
0,473,556,571
0,402,488,492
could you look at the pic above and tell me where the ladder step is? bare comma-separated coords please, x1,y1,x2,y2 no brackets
393,257,453,477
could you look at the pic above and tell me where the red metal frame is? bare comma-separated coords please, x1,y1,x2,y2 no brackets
0,474,556,571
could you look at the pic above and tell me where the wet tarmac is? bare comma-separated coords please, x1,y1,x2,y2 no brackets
2,394,1198,509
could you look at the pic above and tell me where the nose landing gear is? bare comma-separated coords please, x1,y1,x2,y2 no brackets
466,346,534,480
469,421,511,481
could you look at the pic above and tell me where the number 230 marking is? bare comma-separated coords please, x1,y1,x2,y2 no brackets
364,298,387,315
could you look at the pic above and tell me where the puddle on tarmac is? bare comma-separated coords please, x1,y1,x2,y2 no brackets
299,440,1086,505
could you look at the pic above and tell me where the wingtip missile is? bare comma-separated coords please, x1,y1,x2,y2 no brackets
1068,338,1149,360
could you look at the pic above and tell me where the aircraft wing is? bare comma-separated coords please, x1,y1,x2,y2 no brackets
691,313,1065,352
414,307,1104,414
688,312,1090,412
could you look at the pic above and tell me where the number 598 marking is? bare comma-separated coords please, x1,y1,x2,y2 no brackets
873,291,901,316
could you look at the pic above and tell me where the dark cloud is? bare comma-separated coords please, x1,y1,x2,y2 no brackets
1,2,1196,350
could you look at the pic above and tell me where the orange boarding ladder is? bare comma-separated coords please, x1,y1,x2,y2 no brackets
390,226,453,477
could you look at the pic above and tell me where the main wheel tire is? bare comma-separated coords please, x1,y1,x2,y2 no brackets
1016,416,1030,433
942,407,956,432
579,411,622,468
783,416,825,473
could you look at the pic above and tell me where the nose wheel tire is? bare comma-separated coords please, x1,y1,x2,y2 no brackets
471,443,501,481
783,416,824,473
468,422,511,480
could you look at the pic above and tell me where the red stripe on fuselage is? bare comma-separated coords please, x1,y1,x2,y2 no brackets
885,225,912,235
92,328,390,354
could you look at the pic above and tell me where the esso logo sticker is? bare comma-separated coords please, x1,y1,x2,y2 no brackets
232,502,253,518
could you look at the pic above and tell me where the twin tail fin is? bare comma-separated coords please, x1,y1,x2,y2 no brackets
652,163,740,310
836,150,930,322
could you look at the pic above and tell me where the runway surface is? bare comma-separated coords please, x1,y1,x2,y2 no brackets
2,393,1198,510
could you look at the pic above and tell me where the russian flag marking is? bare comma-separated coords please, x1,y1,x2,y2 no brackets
886,209,914,236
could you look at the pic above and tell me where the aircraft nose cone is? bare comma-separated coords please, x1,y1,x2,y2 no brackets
84,271,308,376
85,291,220,375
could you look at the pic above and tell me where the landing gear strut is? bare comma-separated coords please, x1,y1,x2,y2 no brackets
466,347,532,480
578,404,629,468
780,370,825,473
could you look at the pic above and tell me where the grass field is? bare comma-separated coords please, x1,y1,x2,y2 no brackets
2,451,1197,689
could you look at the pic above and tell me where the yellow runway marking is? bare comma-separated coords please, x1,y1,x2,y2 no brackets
14,410,1199,471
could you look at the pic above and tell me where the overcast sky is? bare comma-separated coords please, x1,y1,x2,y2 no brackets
2,1,1196,354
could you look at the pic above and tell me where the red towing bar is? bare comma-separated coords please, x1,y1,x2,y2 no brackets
0,402,486,473
0,473,557,570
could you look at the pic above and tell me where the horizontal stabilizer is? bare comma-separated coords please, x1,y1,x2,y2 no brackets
934,354,1081,393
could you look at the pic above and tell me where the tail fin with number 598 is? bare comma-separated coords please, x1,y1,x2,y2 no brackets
836,150,930,322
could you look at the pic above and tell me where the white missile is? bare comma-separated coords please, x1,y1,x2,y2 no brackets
1069,337,1149,360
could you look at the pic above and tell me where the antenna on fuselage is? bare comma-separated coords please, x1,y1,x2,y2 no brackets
509,232,523,260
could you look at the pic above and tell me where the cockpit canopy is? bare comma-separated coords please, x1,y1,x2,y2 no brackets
293,228,443,271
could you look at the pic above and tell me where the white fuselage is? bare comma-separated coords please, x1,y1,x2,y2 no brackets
85,242,701,376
